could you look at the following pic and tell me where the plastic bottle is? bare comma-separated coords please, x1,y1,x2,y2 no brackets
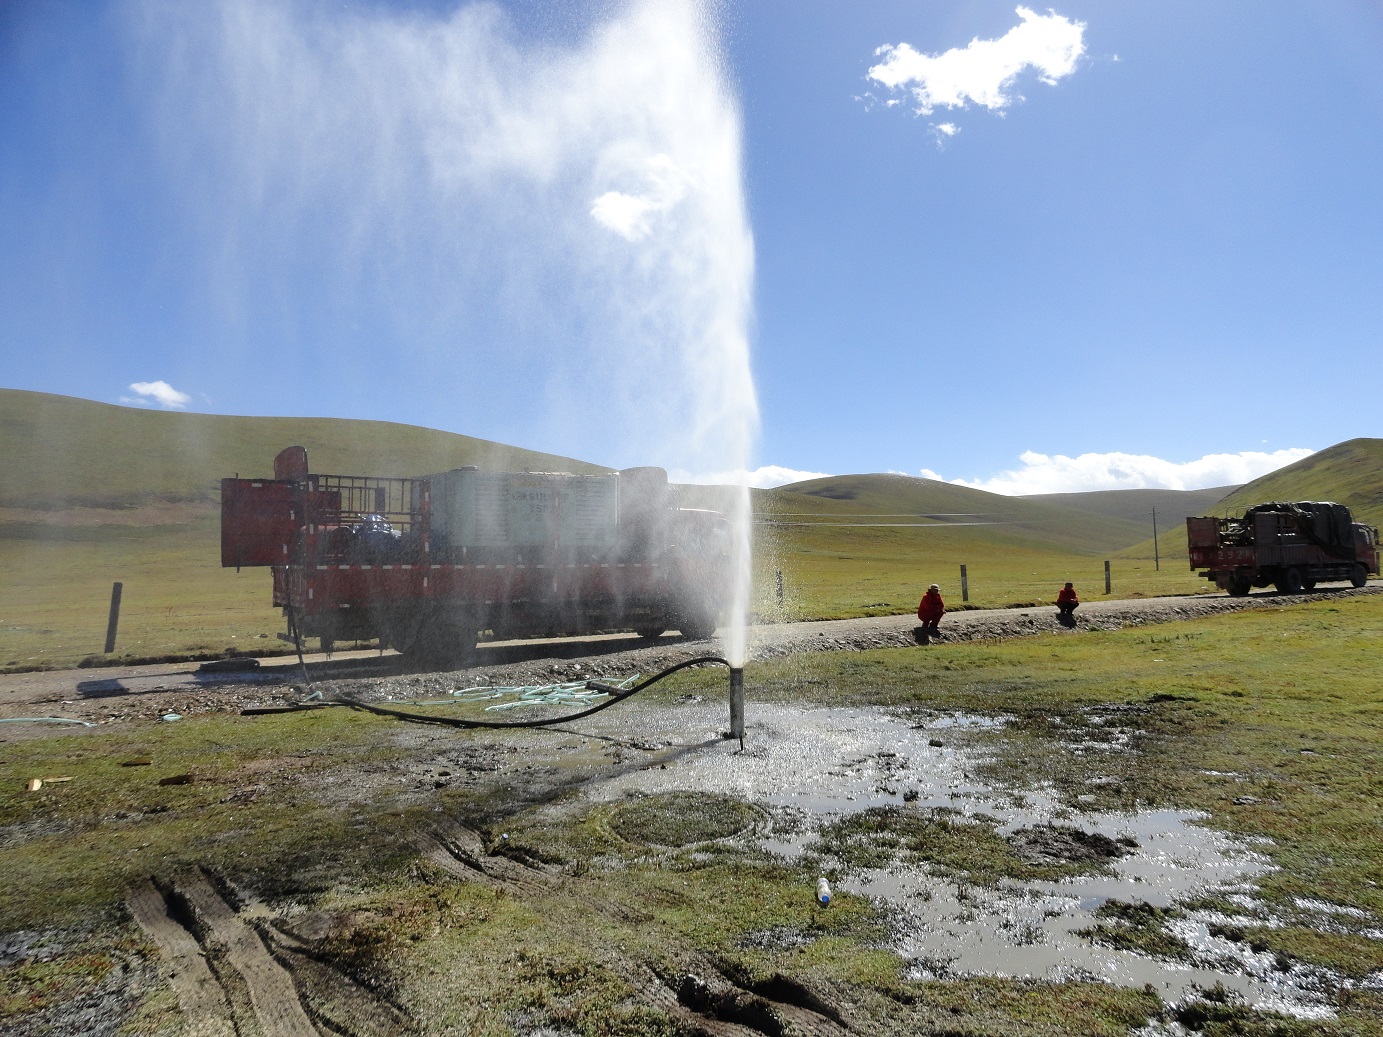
816,876,831,906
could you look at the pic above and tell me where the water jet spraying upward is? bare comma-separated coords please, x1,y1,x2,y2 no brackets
134,0,760,667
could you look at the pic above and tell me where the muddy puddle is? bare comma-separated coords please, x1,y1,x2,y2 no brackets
545,699,1368,1019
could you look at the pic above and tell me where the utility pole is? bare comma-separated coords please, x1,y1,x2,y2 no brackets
1153,508,1160,571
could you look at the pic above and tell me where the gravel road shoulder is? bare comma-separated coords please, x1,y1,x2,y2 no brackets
1,585,1377,733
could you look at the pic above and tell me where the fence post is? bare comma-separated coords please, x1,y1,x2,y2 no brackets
775,569,784,604
960,564,969,603
1104,561,1111,595
1153,508,1160,571
104,582,123,654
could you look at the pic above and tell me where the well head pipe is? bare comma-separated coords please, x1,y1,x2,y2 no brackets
728,666,745,745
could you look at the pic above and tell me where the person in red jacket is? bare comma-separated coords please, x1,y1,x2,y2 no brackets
917,583,945,640
1057,581,1079,622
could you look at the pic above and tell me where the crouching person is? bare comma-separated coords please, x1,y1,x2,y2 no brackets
1057,582,1079,623
916,584,945,643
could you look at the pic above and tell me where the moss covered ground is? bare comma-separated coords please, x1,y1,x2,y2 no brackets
3,593,1382,1033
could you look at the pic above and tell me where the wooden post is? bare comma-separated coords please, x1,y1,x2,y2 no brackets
775,569,784,604
1104,561,1111,595
1152,508,1160,571
104,582,123,653
960,564,969,603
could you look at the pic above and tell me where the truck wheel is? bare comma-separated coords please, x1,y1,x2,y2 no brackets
1352,564,1369,588
1276,568,1305,595
677,607,718,641
1300,579,1317,591
408,611,478,669
635,626,667,641
1226,576,1252,597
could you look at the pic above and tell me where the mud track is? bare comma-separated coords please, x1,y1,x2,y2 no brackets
128,870,415,1037
127,827,854,1037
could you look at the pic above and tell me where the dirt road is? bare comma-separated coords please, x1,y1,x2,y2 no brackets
1,585,1376,734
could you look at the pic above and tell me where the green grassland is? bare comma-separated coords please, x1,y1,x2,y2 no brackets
4,594,1382,1033
0,516,278,670
2,390,1378,670
754,521,1204,623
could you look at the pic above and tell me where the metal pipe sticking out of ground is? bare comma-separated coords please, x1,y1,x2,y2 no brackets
728,666,745,748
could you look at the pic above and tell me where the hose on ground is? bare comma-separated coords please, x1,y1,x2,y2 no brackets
332,655,730,729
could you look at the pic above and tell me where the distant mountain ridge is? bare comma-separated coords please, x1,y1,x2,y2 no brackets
3,388,1376,545
0,389,608,510
761,472,1155,555
1024,486,1239,530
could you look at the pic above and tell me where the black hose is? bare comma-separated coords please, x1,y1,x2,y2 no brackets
285,602,313,689
332,655,730,730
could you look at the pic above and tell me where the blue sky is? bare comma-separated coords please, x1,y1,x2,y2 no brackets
2,1,1380,493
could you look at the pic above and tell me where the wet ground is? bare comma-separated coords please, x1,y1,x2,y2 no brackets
5,588,1381,1032
550,699,1370,1019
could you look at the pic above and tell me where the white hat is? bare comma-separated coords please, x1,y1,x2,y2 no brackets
928,584,940,591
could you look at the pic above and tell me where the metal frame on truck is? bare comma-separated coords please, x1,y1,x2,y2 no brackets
222,447,731,663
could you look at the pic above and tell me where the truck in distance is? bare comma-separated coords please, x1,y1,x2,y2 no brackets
221,446,732,664
1186,501,1378,596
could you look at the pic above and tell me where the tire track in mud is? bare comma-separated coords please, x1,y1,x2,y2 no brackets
126,878,236,1037
417,818,853,1037
127,871,413,1037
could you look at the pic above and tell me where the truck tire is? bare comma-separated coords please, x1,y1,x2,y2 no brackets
1275,568,1305,595
677,606,718,641
407,610,478,669
1301,579,1317,591
635,626,667,641
1352,564,1369,588
1226,576,1252,597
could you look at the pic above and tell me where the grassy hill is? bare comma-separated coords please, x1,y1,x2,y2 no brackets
762,473,1151,554
0,389,606,509
1118,439,1383,563
1026,486,1237,530
1216,439,1383,528
745,474,1211,623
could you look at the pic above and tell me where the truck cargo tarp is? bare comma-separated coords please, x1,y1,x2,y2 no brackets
1242,501,1356,558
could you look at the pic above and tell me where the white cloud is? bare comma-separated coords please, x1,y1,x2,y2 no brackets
934,122,959,136
671,464,833,490
122,380,192,409
868,6,1086,117
590,153,691,241
920,448,1315,496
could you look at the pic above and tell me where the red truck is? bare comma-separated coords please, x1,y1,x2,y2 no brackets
222,446,731,663
1186,501,1378,596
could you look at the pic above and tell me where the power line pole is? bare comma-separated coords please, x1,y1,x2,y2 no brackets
1153,507,1160,571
